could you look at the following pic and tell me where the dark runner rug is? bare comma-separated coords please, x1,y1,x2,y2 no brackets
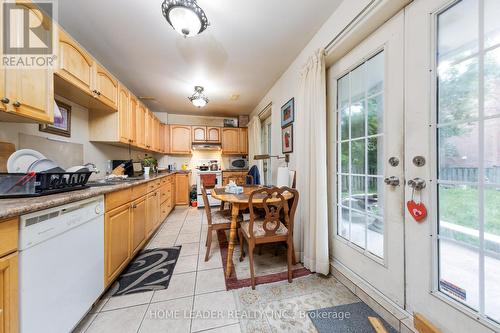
307,302,398,333
111,246,181,296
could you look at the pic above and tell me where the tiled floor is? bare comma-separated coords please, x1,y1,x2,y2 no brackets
73,206,409,333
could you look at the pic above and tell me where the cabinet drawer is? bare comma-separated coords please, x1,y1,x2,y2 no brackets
105,188,132,211
0,218,18,257
132,183,147,200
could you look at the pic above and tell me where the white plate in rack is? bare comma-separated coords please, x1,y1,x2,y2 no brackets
7,149,46,173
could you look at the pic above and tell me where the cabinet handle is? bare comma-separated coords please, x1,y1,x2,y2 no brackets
1,97,9,104
97,91,101,96
132,204,137,209
13,101,21,108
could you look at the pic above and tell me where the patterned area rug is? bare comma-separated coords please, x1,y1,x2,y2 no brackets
111,247,181,296
217,230,310,290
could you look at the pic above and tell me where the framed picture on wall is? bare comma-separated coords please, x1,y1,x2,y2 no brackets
282,124,293,153
39,100,72,137
281,98,294,127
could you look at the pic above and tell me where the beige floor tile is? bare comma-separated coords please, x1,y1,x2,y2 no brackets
86,304,148,333
149,234,177,248
195,268,226,295
201,323,241,333
176,232,200,245
191,291,238,332
173,254,198,274
197,249,223,271
101,291,154,312
151,272,196,303
72,313,97,333
179,242,199,257
180,223,201,234
139,296,193,333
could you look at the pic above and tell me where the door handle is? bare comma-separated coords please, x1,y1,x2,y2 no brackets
384,176,400,187
408,178,426,190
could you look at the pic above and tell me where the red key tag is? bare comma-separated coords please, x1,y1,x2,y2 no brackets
407,200,427,222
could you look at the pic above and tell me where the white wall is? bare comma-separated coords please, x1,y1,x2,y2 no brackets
0,95,150,179
249,0,372,184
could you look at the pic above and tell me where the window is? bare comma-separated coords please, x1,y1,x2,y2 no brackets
436,0,500,323
261,113,272,185
336,51,385,258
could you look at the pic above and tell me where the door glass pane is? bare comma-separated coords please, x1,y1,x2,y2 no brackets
437,0,500,320
336,51,385,258
438,122,479,182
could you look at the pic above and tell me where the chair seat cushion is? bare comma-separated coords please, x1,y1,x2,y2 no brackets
241,219,288,237
210,210,235,224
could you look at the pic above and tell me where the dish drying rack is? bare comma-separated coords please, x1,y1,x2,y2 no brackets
0,171,93,198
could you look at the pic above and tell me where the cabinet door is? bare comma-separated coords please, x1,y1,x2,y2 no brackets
93,63,118,110
130,196,146,256
159,123,165,153
155,189,161,227
129,95,138,145
0,253,18,333
192,126,207,142
175,174,190,205
222,128,240,154
118,85,130,144
146,192,156,237
136,105,146,148
144,111,152,150
57,29,93,94
154,119,160,152
164,125,170,154
239,128,248,154
170,125,192,154
207,127,221,142
105,205,131,285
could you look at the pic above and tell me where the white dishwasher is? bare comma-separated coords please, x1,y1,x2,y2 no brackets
19,196,105,333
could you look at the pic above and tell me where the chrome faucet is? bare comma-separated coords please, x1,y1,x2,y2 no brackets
84,163,100,174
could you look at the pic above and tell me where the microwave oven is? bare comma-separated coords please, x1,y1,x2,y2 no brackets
229,157,248,170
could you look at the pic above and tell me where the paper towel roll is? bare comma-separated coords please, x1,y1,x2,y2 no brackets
277,167,290,187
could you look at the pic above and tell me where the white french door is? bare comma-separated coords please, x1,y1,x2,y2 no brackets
405,0,500,331
328,12,405,307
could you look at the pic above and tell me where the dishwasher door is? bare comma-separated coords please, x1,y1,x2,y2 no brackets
19,197,105,333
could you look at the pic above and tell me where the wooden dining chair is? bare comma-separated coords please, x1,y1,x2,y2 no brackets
201,186,240,261
238,187,299,289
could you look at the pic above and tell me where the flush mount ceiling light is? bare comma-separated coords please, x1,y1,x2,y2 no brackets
161,0,209,37
188,86,209,108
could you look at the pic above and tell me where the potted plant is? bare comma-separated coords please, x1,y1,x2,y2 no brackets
143,157,157,177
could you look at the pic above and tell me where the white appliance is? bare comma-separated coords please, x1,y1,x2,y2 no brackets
229,157,248,170
196,159,222,207
19,196,105,333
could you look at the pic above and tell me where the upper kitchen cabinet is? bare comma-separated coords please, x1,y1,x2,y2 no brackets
222,128,248,155
207,127,221,142
118,85,132,144
129,95,138,145
136,104,146,149
192,126,207,143
170,125,192,155
56,29,93,95
0,3,53,124
92,63,118,110
163,124,170,154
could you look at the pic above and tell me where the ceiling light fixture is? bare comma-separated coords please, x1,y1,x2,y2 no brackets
161,0,209,37
188,86,209,108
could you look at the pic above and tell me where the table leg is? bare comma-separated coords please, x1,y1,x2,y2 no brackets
226,203,240,278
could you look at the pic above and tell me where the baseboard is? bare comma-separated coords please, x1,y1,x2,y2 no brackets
330,260,418,333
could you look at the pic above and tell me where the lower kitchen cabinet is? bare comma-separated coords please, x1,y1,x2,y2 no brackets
146,191,158,238
175,173,190,205
130,196,147,256
0,253,18,333
104,204,131,286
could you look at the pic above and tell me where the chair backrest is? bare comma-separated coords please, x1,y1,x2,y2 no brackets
200,186,213,225
248,187,299,239
245,174,255,185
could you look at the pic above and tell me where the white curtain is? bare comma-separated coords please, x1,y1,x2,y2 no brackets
248,116,263,181
296,49,329,275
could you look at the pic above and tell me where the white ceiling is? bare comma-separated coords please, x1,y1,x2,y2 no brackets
57,0,342,116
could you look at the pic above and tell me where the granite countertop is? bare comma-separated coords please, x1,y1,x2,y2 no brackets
0,172,181,221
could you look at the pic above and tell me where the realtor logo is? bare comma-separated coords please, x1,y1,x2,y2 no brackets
2,0,58,68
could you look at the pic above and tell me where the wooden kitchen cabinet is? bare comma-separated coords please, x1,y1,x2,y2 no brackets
222,128,240,154
192,126,207,142
92,63,118,110
153,118,160,152
129,95,138,145
136,104,146,149
146,191,158,237
118,84,131,144
104,204,131,286
56,29,94,95
207,127,221,142
170,125,192,154
130,196,147,256
222,171,248,186
239,128,248,154
0,253,18,333
175,173,190,205
163,124,170,153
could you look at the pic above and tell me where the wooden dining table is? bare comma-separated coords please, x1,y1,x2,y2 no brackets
211,186,294,278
